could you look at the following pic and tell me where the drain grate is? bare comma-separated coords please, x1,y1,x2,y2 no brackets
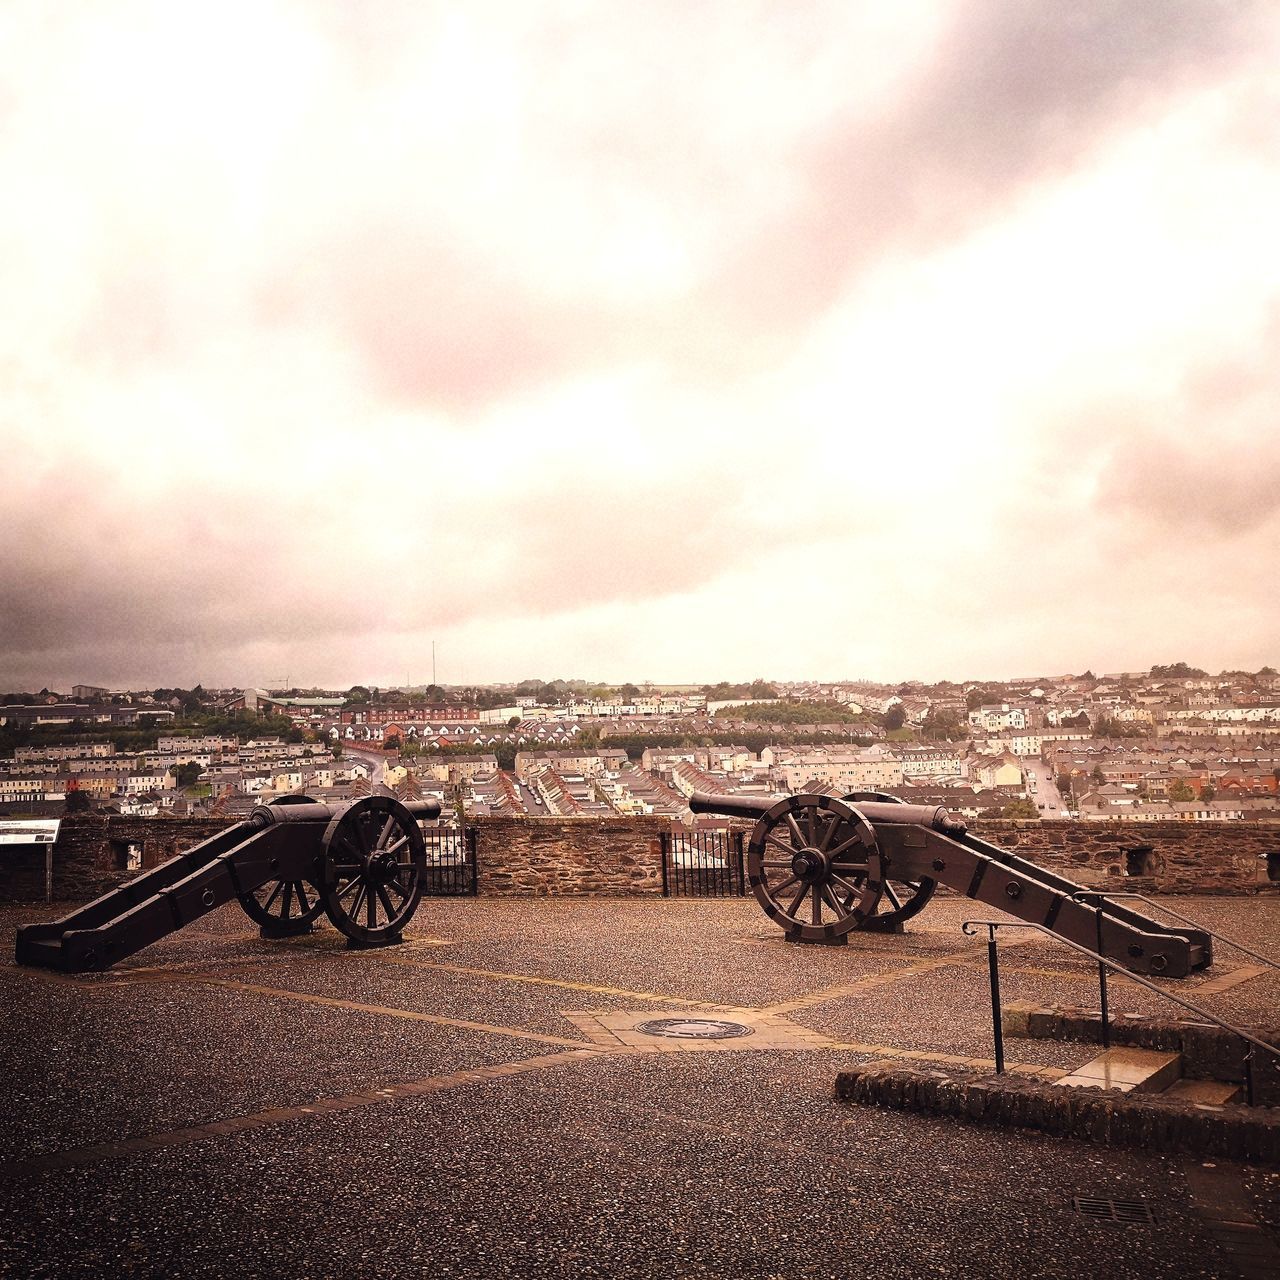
634,1018,754,1040
1072,1196,1156,1225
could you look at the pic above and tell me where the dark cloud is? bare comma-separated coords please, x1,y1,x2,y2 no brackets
1099,444,1280,536
706,0,1263,331
59,2,1265,416
1093,307,1280,534
262,219,603,412
0,456,856,685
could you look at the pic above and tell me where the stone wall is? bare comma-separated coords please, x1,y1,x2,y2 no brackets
834,1060,1280,1165
470,815,666,896
0,814,228,902
0,812,669,902
968,819,1280,895
3,814,1276,904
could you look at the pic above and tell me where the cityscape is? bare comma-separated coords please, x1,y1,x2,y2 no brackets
3,661,1279,830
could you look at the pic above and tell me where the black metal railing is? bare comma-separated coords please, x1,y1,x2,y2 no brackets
961,918,1280,1106
420,826,478,896
1075,889,1279,972
660,829,746,898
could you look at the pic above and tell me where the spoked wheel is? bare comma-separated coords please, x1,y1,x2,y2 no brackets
844,791,937,932
318,795,425,946
237,796,326,936
747,794,882,943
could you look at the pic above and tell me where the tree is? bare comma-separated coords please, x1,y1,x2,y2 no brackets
384,733,402,752
508,715,521,728
712,699,864,726
64,789,92,813
174,762,202,789
331,740,344,760
345,686,371,705
921,708,964,742
1001,798,1040,819
1199,783,1216,803
1055,771,1073,796
1090,765,1106,786
965,685,1003,712
1167,779,1195,803
1094,714,1147,740
1150,662,1206,679
882,705,907,731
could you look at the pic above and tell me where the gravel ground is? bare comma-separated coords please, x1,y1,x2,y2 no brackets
0,967,554,1161
2,892,1277,1279
0,1052,1243,1280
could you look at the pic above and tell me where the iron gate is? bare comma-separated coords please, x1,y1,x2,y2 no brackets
661,829,746,898
421,826,479,896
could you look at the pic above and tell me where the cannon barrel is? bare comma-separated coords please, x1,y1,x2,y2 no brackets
688,790,965,836
688,791,774,821
250,797,442,828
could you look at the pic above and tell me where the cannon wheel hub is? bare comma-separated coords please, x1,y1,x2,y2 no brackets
791,847,829,881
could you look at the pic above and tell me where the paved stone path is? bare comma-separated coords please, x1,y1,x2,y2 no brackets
2,894,1277,1278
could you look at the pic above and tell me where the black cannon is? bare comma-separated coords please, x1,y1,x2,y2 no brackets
689,789,1212,978
16,794,440,973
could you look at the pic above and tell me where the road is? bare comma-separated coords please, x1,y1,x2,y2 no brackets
1021,756,1073,817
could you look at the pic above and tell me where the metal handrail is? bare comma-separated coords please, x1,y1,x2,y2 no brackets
1069,889,1279,971
961,918,1280,1106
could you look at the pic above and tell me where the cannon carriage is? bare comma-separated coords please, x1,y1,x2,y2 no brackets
690,789,1213,978
16,794,440,972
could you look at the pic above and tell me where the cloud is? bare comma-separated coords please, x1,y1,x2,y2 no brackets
2,1,1280,688
0,435,867,684
701,0,1265,336
1091,308,1280,535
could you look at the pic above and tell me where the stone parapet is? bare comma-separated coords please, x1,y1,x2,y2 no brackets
2,814,1276,903
0,814,228,902
0,812,668,902
470,814,666,897
969,819,1280,895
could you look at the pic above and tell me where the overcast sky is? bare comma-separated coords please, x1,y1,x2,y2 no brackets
3,1,1278,692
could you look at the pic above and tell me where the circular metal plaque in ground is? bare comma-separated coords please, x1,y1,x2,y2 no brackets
634,1018,754,1040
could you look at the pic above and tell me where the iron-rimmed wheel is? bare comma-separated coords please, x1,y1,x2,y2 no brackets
237,796,326,935
844,791,938,931
747,794,882,943
318,796,425,945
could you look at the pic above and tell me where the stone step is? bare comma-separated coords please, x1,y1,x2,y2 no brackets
1055,1046,1182,1094
1162,1078,1243,1105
